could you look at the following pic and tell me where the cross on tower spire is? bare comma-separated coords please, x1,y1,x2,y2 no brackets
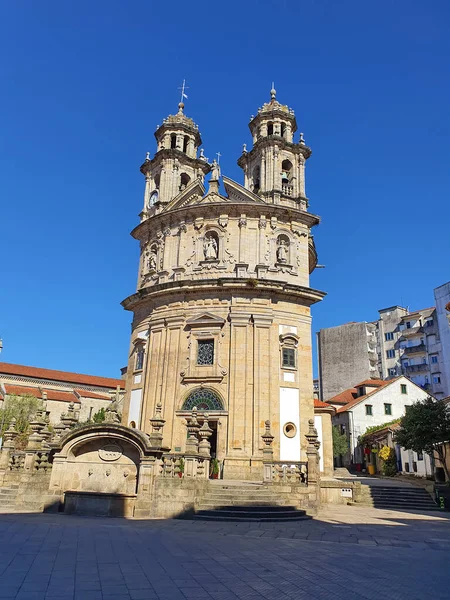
178,79,189,104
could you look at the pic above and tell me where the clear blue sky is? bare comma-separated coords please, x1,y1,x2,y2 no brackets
1,1,449,378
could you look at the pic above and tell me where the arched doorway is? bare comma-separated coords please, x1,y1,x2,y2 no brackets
181,388,225,458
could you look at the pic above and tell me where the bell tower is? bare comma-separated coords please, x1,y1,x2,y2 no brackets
140,101,210,216
238,86,311,210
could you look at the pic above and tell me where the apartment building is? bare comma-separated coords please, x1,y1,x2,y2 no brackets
318,303,447,400
317,322,379,401
435,282,450,396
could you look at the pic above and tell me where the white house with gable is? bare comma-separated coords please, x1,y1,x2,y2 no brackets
331,376,431,467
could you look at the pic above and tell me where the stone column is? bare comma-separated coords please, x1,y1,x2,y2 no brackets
160,315,184,448
198,413,213,457
185,409,200,455
260,155,266,192
142,317,166,433
0,419,19,484
261,420,274,482
144,175,151,209
149,402,165,448
305,418,320,486
299,156,306,197
226,311,252,476
252,314,273,457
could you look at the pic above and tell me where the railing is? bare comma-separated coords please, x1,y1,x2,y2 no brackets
272,461,308,484
402,343,426,355
160,454,183,477
8,452,25,471
160,453,208,479
34,451,52,472
404,363,428,373
281,184,293,197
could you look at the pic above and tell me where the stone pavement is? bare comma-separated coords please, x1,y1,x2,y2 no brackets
0,505,450,599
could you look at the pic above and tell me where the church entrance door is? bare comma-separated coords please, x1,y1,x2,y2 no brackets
209,420,218,459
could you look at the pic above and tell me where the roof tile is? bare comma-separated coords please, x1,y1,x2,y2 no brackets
0,362,124,389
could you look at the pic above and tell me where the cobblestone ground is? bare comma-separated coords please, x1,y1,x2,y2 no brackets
0,506,449,600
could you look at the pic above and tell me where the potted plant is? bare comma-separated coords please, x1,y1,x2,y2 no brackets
178,457,184,478
210,458,220,479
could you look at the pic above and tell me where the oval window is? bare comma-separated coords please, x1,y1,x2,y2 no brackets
283,422,297,438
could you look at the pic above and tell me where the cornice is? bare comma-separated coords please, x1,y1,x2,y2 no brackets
131,201,320,240
121,278,326,312
140,149,211,175
237,137,312,166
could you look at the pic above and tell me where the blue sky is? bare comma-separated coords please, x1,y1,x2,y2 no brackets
1,1,449,378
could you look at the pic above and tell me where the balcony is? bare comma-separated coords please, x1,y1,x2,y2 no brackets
400,326,423,338
281,184,293,197
402,343,427,355
404,363,428,374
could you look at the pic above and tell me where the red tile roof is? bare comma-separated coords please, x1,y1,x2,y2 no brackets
3,384,41,399
2,384,80,404
328,379,390,406
0,362,125,389
336,379,398,414
314,399,332,408
43,389,79,403
355,379,386,388
327,388,358,405
74,389,111,400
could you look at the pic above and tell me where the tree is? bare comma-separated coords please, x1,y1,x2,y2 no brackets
0,394,44,449
92,407,106,423
332,426,348,458
395,397,450,481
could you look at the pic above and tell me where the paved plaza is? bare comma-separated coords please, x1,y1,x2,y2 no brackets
0,505,450,600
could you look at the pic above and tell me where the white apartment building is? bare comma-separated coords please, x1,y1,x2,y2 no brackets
331,376,430,466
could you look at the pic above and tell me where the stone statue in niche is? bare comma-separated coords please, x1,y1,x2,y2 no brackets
276,240,288,264
147,249,157,271
203,234,218,260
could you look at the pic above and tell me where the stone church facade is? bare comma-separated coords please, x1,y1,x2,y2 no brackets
121,88,328,480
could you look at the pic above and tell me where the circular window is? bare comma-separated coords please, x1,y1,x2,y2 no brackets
283,422,297,438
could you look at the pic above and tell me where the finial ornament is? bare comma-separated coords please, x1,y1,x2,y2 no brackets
145,151,150,161
299,132,305,145
270,82,276,100
242,143,247,153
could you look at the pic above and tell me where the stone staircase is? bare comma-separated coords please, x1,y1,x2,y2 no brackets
356,484,439,511
192,480,311,522
0,485,19,513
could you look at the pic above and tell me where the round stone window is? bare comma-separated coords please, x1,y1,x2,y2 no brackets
283,422,297,438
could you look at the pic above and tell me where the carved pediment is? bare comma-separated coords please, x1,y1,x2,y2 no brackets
197,191,229,204
161,179,205,213
186,312,226,328
222,176,266,204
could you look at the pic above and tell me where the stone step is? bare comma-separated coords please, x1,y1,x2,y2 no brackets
197,502,291,510
193,510,311,522
0,489,18,496
199,494,283,502
367,504,440,511
209,486,271,494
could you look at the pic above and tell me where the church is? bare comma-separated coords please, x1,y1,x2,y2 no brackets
120,87,334,480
